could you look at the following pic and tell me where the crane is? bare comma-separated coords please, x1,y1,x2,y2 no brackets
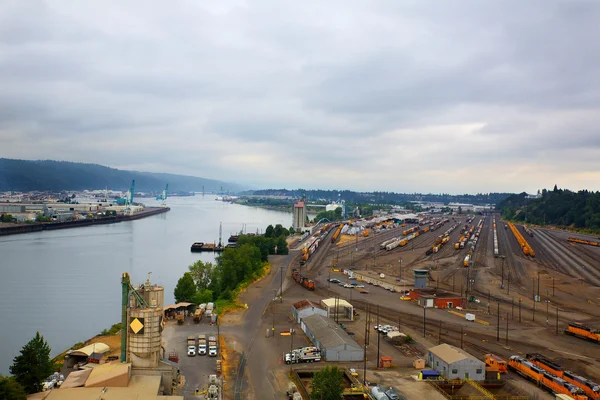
156,184,168,207
124,180,135,214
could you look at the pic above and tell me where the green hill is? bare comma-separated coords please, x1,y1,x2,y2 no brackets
497,185,600,233
0,158,243,193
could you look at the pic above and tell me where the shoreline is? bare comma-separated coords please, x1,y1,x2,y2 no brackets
0,207,170,237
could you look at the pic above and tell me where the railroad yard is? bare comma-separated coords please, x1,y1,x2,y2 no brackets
272,213,600,399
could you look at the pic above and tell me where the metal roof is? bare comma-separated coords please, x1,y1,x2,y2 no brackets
303,314,362,351
293,299,325,311
428,343,483,365
67,342,110,357
321,298,353,308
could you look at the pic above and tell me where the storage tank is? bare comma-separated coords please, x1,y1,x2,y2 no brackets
128,306,162,368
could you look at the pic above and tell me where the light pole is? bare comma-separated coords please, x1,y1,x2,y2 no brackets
500,256,506,288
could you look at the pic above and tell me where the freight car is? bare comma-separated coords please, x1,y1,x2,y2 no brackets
331,224,343,244
564,322,600,344
568,237,600,248
508,222,535,257
508,356,588,400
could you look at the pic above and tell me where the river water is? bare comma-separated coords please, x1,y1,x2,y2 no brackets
0,195,292,374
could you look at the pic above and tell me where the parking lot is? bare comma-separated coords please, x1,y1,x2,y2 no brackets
162,315,219,399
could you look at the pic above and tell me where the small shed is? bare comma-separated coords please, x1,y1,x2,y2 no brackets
320,298,354,321
291,300,327,323
427,343,486,381
380,356,392,368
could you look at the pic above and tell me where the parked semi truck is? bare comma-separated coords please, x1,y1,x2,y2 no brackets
198,334,207,355
208,336,218,357
187,336,196,356
193,308,204,323
285,347,321,364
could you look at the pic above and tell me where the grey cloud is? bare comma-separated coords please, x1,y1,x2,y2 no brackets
1,0,600,193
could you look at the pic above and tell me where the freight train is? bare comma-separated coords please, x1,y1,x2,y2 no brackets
568,237,600,248
508,356,588,399
301,224,334,264
292,268,315,290
492,218,499,257
564,322,600,344
331,224,343,244
526,353,600,400
507,222,535,257
523,225,534,237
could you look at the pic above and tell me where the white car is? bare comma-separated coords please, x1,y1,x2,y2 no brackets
355,284,365,288
343,283,353,288
187,346,196,357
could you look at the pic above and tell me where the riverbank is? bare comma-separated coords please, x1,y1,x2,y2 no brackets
0,207,170,236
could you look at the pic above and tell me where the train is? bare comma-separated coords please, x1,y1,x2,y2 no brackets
564,322,600,344
526,353,600,400
523,225,534,237
507,222,536,257
331,224,343,244
292,268,315,291
508,356,588,399
568,237,600,248
301,224,334,264
492,218,499,257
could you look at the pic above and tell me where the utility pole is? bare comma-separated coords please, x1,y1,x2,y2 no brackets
376,305,380,369
505,312,509,346
500,256,505,288
363,305,368,385
511,298,514,320
507,272,510,295
497,303,500,341
423,305,427,338
289,329,294,373
460,326,464,349
556,307,559,335
438,321,442,344
366,305,370,346
537,270,541,299
546,290,549,325
533,296,536,322
280,266,284,303
488,290,491,314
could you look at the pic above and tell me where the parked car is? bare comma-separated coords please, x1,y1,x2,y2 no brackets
343,283,353,288
355,284,365,288
328,278,340,283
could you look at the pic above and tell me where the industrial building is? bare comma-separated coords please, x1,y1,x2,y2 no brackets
291,299,327,323
408,288,465,309
300,314,364,362
427,343,486,381
293,200,306,232
320,298,354,321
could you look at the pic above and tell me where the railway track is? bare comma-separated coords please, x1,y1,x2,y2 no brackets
497,219,526,286
532,228,600,286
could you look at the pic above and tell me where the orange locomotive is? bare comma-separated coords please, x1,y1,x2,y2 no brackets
485,354,508,373
565,322,600,344
526,353,600,400
292,269,315,291
508,356,588,400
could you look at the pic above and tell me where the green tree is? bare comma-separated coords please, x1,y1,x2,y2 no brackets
0,376,27,400
173,272,196,303
310,366,344,400
9,332,53,394
191,289,213,304
265,224,275,238
0,214,14,223
273,224,285,237
188,260,214,290
289,226,295,235
457,206,462,214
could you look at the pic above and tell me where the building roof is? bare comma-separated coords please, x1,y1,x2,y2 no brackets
303,314,362,351
294,202,305,208
293,299,325,311
60,369,92,389
67,342,110,357
85,362,130,387
321,298,353,308
163,302,193,311
428,343,483,365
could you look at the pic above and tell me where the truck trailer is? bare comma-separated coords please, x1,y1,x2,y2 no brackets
284,348,321,364
198,334,207,355
187,336,196,356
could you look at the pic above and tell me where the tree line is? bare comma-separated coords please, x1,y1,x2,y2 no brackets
174,224,291,303
497,185,600,232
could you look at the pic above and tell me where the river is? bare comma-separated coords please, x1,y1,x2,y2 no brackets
0,195,292,374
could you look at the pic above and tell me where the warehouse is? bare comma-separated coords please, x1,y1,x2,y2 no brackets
320,298,354,321
291,299,327,323
300,314,363,362
408,288,465,309
427,343,486,381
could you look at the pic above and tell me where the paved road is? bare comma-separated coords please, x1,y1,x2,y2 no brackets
161,317,218,399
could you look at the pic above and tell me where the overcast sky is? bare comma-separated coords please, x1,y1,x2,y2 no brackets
1,1,599,194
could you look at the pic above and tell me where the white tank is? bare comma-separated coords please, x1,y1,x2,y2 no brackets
371,386,388,400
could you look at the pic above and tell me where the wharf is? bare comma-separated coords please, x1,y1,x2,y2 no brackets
190,242,231,252
0,207,170,236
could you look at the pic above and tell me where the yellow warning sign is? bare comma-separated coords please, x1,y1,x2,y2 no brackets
130,317,144,334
